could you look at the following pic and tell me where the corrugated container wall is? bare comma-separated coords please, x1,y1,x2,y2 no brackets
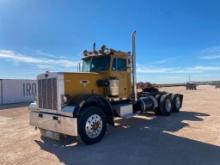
0,80,2,104
0,79,37,105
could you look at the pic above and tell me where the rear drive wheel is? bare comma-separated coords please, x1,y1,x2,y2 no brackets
159,94,172,116
78,106,107,145
171,94,182,112
154,94,162,115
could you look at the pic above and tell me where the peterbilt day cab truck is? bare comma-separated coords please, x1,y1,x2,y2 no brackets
29,32,183,145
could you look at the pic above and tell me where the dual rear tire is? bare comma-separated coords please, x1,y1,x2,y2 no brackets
171,94,182,112
154,93,182,116
155,94,172,116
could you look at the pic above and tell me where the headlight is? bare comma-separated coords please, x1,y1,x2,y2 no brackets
62,94,70,105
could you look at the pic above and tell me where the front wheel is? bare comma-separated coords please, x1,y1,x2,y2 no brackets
78,106,107,145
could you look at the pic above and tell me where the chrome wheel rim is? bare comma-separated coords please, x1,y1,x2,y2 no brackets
85,114,103,138
165,99,172,112
175,96,181,109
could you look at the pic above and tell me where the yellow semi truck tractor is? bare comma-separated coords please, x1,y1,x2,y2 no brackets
29,32,183,145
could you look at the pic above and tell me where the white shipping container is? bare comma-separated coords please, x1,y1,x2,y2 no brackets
0,79,37,105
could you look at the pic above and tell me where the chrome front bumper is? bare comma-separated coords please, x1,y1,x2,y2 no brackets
29,103,78,137
30,111,78,136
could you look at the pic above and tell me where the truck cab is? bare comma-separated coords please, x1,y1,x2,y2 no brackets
81,47,132,100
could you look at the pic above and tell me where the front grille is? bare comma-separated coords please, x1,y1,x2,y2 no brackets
38,78,58,110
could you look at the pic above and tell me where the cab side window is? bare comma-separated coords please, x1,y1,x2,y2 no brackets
112,58,127,71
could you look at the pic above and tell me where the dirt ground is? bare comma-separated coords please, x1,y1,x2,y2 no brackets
0,85,220,165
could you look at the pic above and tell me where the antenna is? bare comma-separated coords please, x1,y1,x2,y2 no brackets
93,42,96,51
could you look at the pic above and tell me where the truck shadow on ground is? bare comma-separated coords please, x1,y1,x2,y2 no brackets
35,111,220,165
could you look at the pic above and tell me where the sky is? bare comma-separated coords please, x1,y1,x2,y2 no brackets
0,0,220,83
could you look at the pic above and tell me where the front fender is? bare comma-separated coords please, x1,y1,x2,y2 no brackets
71,94,115,126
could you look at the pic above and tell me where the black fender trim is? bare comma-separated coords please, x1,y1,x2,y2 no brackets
72,94,115,126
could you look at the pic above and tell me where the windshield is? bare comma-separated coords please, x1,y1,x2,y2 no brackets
82,56,110,72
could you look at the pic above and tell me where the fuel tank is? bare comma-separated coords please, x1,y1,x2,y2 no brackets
134,96,158,113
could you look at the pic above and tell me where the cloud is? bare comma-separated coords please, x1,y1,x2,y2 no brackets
34,50,77,60
1,49,220,78
200,55,220,60
137,66,171,73
0,49,80,69
191,66,220,71
137,65,220,74
154,59,168,64
199,46,220,60
35,50,59,58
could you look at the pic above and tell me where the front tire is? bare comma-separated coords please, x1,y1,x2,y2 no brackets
78,106,107,145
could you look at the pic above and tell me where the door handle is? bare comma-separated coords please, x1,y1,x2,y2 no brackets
53,116,61,123
38,114,43,118
53,116,58,120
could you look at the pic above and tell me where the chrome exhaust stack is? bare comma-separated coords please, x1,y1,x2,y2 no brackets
131,31,137,101
77,63,81,72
